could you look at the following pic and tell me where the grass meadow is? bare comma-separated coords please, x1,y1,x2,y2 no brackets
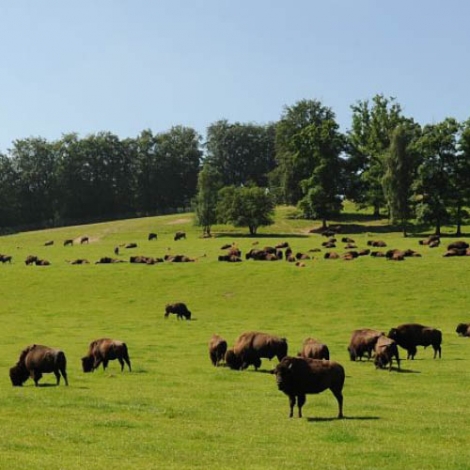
1,206,470,469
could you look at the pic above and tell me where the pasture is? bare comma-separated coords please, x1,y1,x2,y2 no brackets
1,207,470,469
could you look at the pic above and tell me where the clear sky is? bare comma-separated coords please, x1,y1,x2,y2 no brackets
1,0,469,152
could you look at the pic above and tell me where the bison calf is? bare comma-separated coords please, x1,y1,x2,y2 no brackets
209,335,228,366
273,356,344,418
10,344,68,387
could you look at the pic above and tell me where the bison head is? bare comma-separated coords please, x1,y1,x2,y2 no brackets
387,328,399,341
456,324,468,336
225,349,243,370
272,357,297,392
9,363,30,386
81,355,95,373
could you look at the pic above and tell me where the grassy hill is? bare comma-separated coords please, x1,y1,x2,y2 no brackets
1,207,469,469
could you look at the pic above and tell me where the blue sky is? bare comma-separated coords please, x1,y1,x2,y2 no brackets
1,0,469,152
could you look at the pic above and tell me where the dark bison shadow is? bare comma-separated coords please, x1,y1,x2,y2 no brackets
36,383,65,388
307,416,380,422
396,367,421,374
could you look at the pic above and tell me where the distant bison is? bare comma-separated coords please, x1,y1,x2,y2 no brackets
209,335,228,366
82,338,131,372
388,323,442,359
125,243,138,249
273,356,344,418
165,302,192,320
419,235,440,246
447,240,469,251
0,254,12,263
298,337,330,360
148,232,158,241
80,236,89,244
9,344,68,387
35,259,50,266
174,231,186,241
227,331,288,370
69,258,90,265
25,255,38,265
63,239,74,246
347,329,383,361
374,335,400,371
367,240,387,247
456,323,470,337
44,240,54,246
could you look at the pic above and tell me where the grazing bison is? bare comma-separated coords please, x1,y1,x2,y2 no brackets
209,335,228,366
225,347,261,370
388,323,442,359
228,331,288,370
63,239,73,246
374,335,400,371
0,254,12,263
174,231,186,241
125,242,138,249
80,236,89,244
298,337,330,360
165,302,192,320
25,255,38,265
347,329,383,361
82,338,131,372
273,356,344,418
456,323,470,337
148,232,158,241
9,344,68,387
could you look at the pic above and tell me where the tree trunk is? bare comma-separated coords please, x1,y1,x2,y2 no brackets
435,219,441,236
456,205,462,236
373,204,380,218
322,219,327,229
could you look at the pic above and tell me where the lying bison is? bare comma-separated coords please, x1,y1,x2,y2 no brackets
165,302,192,320
374,335,400,371
209,335,228,367
10,344,68,386
347,329,383,361
82,338,131,372
227,331,288,370
298,337,330,360
388,323,442,359
456,323,470,337
273,356,344,418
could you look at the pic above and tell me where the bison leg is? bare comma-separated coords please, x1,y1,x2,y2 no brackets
32,370,42,386
331,388,344,419
288,395,296,418
433,345,442,359
297,394,306,418
407,346,417,360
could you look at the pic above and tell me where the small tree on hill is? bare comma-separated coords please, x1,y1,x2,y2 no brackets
216,186,275,235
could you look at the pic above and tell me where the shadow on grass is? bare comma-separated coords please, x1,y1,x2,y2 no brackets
395,367,421,374
214,233,310,239
306,416,380,422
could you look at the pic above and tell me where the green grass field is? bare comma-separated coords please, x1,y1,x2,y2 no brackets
1,207,470,469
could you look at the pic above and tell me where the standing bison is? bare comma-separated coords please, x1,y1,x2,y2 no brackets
298,337,330,360
273,356,345,418
388,323,442,359
456,323,470,337
9,344,68,387
164,302,192,320
209,334,228,366
174,231,186,241
82,338,131,372
374,335,400,371
226,331,288,370
347,329,383,361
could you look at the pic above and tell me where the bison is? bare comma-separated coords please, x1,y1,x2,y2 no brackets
298,337,330,360
0,254,12,263
63,239,74,246
209,335,228,366
456,323,470,337
148,232,158,241
44,240,54,246
273,356,344,418
374,335,400,371
82,338,131,372
225,347,261,370
9,344,68,387
388,323,442,359
165,302,192,320
25,255,38,265
174,231,186,241
347,329,383,361
227,331,288,370
80,236,89,244
447,241,469,251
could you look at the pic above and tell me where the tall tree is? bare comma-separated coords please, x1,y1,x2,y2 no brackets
193,163,222,236
0,153,20,229
346,94,406,216
413,118,460,235
382,123,420,236
216,185,275,235
275,99,342,206
454,119,470,235
205,120,276,187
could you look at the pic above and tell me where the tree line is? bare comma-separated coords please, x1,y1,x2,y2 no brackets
1,94,470,235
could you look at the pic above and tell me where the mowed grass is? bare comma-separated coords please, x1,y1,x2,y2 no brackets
1,208,470,469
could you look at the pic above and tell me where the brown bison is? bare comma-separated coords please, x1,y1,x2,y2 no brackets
388,323,442,359
209,335,228,366
347,329,383,361
44,240,54,246
25,255,38,265
273,356,344,418
82,338,131,372
374,335,400,371
125,242,138,249
63,239,74,246
9,344,68,386
447,240,469,251
227,331,288,370
68,258,90,265
80,236,89,244
298,337,330,360
419,235,440,246
0,254,12,263
456,323,470,337
148,232,158,241
367,240,387,247
174,231,186,241
165,302,192,320
35,259,50,266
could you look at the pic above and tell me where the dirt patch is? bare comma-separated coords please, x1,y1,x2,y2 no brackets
165,218,191,225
